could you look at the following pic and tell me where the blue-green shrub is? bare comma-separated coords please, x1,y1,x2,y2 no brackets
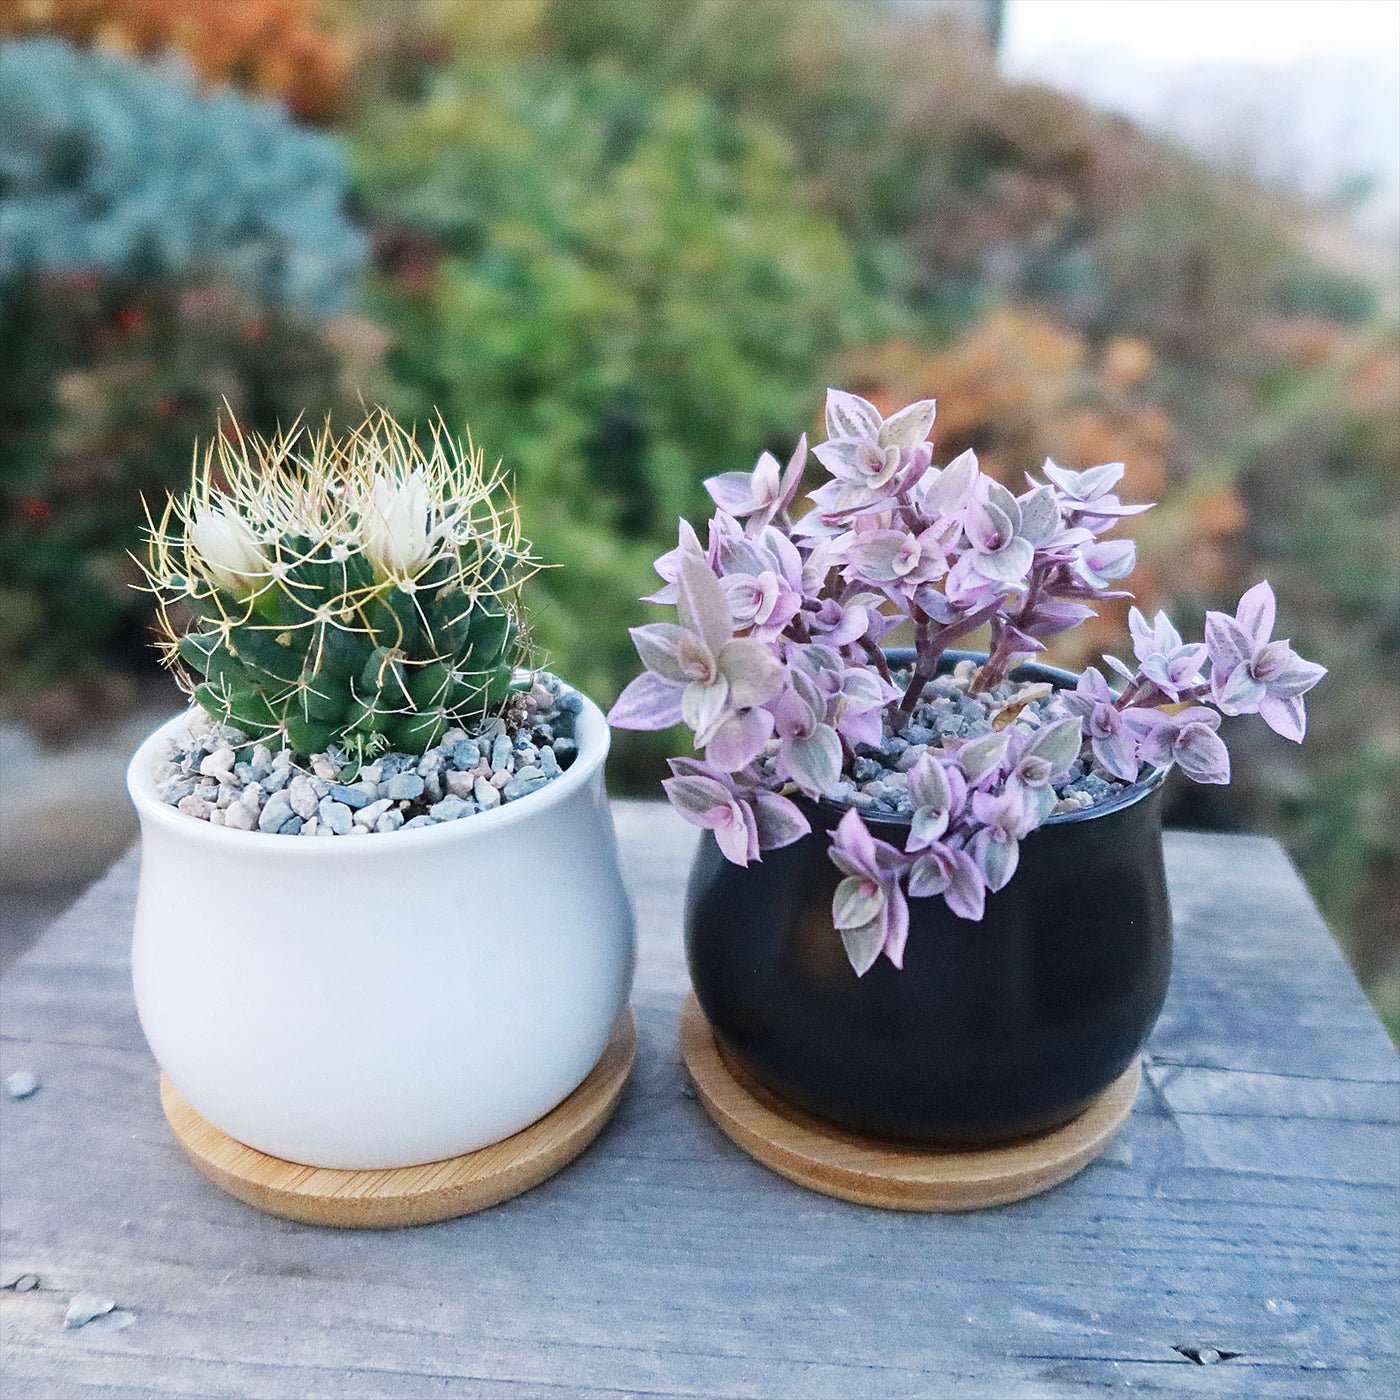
0,37,365,313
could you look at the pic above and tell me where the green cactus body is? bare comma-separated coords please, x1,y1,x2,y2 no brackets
144,413,537,760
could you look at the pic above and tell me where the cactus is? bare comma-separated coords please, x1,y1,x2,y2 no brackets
141,410,538,760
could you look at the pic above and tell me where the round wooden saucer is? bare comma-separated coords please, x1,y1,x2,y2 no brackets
161,1009,636,1229
679,995,1139,1212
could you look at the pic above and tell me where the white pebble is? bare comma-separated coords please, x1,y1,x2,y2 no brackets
287,775,319,820
299,816,319,836
224,798,259,831
176,795,213,820
64,1294,115,1329
354,799,394,828
6,1071,39,1099
199,747,235,779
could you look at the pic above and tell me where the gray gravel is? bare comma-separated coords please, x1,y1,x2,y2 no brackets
153,675,580,837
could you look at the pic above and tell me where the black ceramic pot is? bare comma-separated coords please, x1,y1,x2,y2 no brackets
684,650,1172,1146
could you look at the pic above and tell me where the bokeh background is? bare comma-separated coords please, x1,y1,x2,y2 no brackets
2,0,1396,1037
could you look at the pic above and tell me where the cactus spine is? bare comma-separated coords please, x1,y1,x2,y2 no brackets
142,410,538,759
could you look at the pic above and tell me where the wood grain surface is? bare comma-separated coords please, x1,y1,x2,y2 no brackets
679,993,1140,1211
159,1009,636,1228
2,805,1397,1399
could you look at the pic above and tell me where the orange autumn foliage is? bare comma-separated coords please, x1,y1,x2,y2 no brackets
2,0,356,121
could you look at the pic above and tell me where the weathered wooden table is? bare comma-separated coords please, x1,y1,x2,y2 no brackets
3,803,1397,1398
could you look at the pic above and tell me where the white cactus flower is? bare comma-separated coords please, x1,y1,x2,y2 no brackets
189,503,267,595
360,470,465,579
361,471,438,578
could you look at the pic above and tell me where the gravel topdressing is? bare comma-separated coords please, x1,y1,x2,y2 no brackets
809,659,1144,821
152,674,581,835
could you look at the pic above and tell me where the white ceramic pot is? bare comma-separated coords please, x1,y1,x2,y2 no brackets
126,692,635,1169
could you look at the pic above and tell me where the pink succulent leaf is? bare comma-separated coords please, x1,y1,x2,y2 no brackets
607,672,685,730
666,755,730,782
839,917,888,978
1212,662,1267,715
969,533,1035,586
824,602,870,647
1258,692,1307,742
682,675,730,739
841,666,899,713
833,875,885,931
661,773,734,818
1043,459,1125,501
907,751,952,812
773,685,817,740
705,705,775,772
843,529,910,584
829,808,882,881
1074,539,1137,588
1253,642,1327,698
1126,606,1208,698
1121,707,1175,766
971,787,1036,842
675,554,734,656
907,805,950,852
836,703,884,748
1061,665,1115,716
1026,599,1098,638
714,796,762,865
1204,610,1254,673
877,398,936,450
1235,579,1277,647
909,844,986,920
970,828,1020,892
919,447,981,517
907,845,952,898
1103,652,1136,682
881,881,911,968
716,535,767,576
776,434,809,512
757,525,805,589
1016,485,1061,547
1091,728,1141,782
751,791,810,849
1025,716,1083,776
779,723,842,796
958,730,1011,782
704,470,763,515
628,623,694,683
716,637,784,708
825,388,883,443
1173,720,1232,782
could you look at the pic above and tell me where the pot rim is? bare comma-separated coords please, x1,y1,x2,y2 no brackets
126,676,610,857
810,647,1169,833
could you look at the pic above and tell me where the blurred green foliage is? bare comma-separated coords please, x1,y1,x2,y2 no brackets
0,273,379,697
352,52,883,774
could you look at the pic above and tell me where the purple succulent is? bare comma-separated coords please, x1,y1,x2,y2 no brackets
829,809,912,974
1108,606,1208,701
608,386,1323,974
607,555,783,769
1060,667,1141,782
1205,581,1327,741
968,786,1037,891
703,435,808,535
1123,707,1230,784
